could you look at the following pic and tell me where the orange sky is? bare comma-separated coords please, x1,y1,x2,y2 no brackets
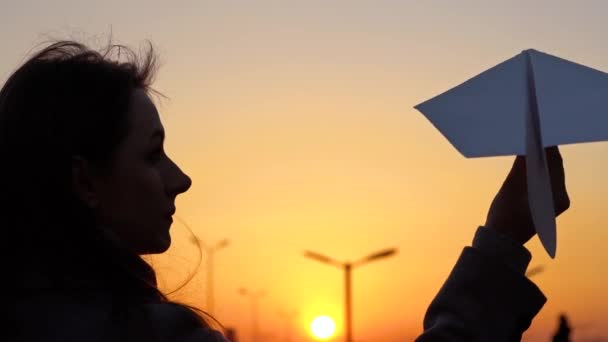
4,1,608,341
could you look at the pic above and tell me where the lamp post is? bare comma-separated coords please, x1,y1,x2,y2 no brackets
304,248,397,342
239,288,266,342
175,216,230,315
526,264,545,278
200,238,230,315
277,310,298,342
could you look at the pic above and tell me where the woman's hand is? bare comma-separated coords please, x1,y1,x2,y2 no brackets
485,146,570,245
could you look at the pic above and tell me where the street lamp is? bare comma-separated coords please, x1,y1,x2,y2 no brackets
526,264,545,278
200,238,230,315
179,216,230,316
277,309,298,342
239,288,266,342
304,247,398,342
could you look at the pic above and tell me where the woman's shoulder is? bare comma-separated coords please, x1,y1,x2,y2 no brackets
144,302,228,342
16,290,117,342
16,292,227,342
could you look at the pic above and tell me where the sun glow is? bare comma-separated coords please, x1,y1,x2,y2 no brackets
310,315,336,340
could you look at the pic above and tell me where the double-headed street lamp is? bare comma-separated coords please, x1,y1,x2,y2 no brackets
526,264,545,278
239,288,266,342
304,248,398,342
179,216,230,316
277,309,298,342
199,238,230,315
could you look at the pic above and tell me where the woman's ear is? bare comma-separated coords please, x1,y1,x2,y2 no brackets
71,156,99,209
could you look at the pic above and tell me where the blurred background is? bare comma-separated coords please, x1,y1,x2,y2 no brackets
4,1,608,341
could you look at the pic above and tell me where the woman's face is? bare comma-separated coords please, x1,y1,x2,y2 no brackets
92,89,192,254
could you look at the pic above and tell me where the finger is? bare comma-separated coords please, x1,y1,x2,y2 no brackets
545,146,565,183
504,155,527,188
545,146,570,215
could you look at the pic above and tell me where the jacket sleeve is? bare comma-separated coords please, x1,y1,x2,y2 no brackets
416,228,546,342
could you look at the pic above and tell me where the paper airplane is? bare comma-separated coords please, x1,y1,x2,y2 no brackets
415,49,608,258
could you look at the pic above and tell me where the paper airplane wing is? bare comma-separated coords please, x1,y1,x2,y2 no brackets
415,50,608,157
530,49,608,148
414,53,529,157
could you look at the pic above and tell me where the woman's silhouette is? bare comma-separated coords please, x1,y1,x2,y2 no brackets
10,41,226,341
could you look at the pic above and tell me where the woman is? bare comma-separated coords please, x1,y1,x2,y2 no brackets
10,41,226,341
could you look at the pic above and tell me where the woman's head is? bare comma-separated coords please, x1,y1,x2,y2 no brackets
85,87,192,254
3,41,191,285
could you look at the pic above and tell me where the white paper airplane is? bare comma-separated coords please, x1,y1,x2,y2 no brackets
415,49,608,258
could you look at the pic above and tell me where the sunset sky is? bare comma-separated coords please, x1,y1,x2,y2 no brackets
4,1,608,341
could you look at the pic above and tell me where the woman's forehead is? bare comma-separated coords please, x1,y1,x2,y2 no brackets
128,89,164,139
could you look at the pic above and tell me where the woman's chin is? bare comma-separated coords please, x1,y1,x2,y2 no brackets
139,234,171,255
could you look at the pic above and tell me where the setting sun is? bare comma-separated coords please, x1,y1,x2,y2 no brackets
311,315,337,340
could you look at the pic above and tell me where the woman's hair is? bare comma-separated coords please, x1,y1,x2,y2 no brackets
5,40,211,330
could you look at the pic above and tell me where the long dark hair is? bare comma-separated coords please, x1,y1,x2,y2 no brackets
6,40,212,332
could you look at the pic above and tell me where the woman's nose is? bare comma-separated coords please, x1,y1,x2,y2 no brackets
167,157,192,196
174,168,192,195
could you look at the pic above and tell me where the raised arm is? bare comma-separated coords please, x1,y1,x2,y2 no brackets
417,147,569,342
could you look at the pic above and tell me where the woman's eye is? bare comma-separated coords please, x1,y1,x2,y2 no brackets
148,147,163,162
